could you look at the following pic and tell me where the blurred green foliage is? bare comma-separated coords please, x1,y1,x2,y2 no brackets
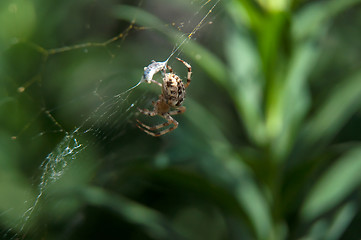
1,0,361,239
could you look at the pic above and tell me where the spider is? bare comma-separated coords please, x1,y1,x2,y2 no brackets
136,57,192,137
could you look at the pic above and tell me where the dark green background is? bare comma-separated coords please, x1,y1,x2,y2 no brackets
1,0,361,239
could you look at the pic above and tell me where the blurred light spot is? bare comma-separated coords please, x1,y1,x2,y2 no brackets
0,0,37,43
8,3,18,13
17,87,25,93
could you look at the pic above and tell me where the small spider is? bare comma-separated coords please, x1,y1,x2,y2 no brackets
136,57,192,137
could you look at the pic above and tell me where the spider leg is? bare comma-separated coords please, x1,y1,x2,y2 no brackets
167,64,174,73
136,108,156,132
136,126,160,137
137,107,172,134
175,58,192,88
153,114,178,137
168,106,186,115
149,79,162,87
136,119,171,131
138,108,157,116
136,114,178,137
135,121,158,136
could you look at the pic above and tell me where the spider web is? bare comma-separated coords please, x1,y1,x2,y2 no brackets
0,0,222,238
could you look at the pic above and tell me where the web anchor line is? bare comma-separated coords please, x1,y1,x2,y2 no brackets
126,0,221,92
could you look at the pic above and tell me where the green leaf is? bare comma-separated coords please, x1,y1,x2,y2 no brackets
302,202,357,239
147,167,265,239
227,0,264,30
186,101,273,239
301,147,361,220
80,186,185,239
270,41,317,160
301,71,361,148
293,0,361,41
224,25,267,145
324,202,357,240
234,175,273,240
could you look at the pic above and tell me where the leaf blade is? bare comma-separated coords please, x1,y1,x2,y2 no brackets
301,147,361,220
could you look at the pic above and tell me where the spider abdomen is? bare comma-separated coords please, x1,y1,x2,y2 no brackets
163,73,185,107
